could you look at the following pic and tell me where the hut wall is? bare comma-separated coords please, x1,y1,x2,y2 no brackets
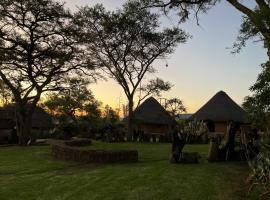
32,128,52,139
0,129,12,143
214,122,227,133
139,123,169,135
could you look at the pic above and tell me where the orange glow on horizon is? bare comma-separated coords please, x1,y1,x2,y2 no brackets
90,79,247,115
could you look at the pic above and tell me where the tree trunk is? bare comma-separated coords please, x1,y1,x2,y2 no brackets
267,48,270,63
218,122,240,161
15,104,35,146
127,97,134,141
170,129,185,163
208,138,219,162
226,123,239,160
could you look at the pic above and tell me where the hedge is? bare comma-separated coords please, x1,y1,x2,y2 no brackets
51,144,138,163
64,139,92,147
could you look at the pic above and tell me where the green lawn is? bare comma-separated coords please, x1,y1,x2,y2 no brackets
0,141,257,200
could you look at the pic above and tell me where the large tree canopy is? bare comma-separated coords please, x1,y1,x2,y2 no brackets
0,0,93,145
74,1,188,139
142,0,270,58
43,78,95,120
141,0,217,23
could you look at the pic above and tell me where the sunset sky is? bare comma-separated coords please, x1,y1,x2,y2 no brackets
64,0,268,113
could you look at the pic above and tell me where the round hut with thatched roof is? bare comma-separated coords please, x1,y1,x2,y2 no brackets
191,91,248,134
0,105,54,143
132,97,175,141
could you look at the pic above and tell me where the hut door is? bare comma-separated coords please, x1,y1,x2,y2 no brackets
207,121,215,132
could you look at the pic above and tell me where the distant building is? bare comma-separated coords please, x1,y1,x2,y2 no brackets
0,105,54,143
132,97,176,138
176,114,193,120
191,91,248,134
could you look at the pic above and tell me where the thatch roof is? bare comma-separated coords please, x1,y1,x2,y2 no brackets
31,106,54,128
192,91,247,123
133,97,175,125
0,105,54,129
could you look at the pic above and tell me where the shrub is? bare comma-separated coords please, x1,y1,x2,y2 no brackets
247,132,270,199
178,121,209,144
52,120,79,140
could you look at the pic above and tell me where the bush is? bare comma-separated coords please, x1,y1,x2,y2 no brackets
178,121,209,144
52,121,79,140
247,132,270,199
98,122,126,142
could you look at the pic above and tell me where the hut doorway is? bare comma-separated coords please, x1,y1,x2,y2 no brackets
207,121,215,132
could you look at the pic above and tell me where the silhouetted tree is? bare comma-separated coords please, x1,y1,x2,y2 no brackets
43,78,102,139
83,100,102,124
74,2,188,139
0,0,94,145
44,78,95,120
103,105,119,122
165,97,186,118
143,0,270,64
0,79,13,106
101,105,121,142
137,78,172,107
141,0,217,24
243,94,270,130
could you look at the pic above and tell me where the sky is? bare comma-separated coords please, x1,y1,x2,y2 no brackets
63,0,268,113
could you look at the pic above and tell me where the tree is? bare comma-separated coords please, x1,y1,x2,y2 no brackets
0,79,12,106
230,1,270,131
141,0,217,24
74,2,188,139
243,96,268,130
83,100,102,124
142,0,270,60
137,78,172,107
44,78,102,139
103,105,120,125
0,0,91,145
43,78,95,121
165,97,186,118
243,62,270,130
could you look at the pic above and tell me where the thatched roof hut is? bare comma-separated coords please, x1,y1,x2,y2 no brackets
133,97,175,125
132,97,175,138
0,105,54,129
192,91,248,133
31,107,54,129
0,105,54,143
0,110,15,129
192,91,247,122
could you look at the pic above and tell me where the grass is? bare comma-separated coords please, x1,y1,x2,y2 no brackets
0,141,257,200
